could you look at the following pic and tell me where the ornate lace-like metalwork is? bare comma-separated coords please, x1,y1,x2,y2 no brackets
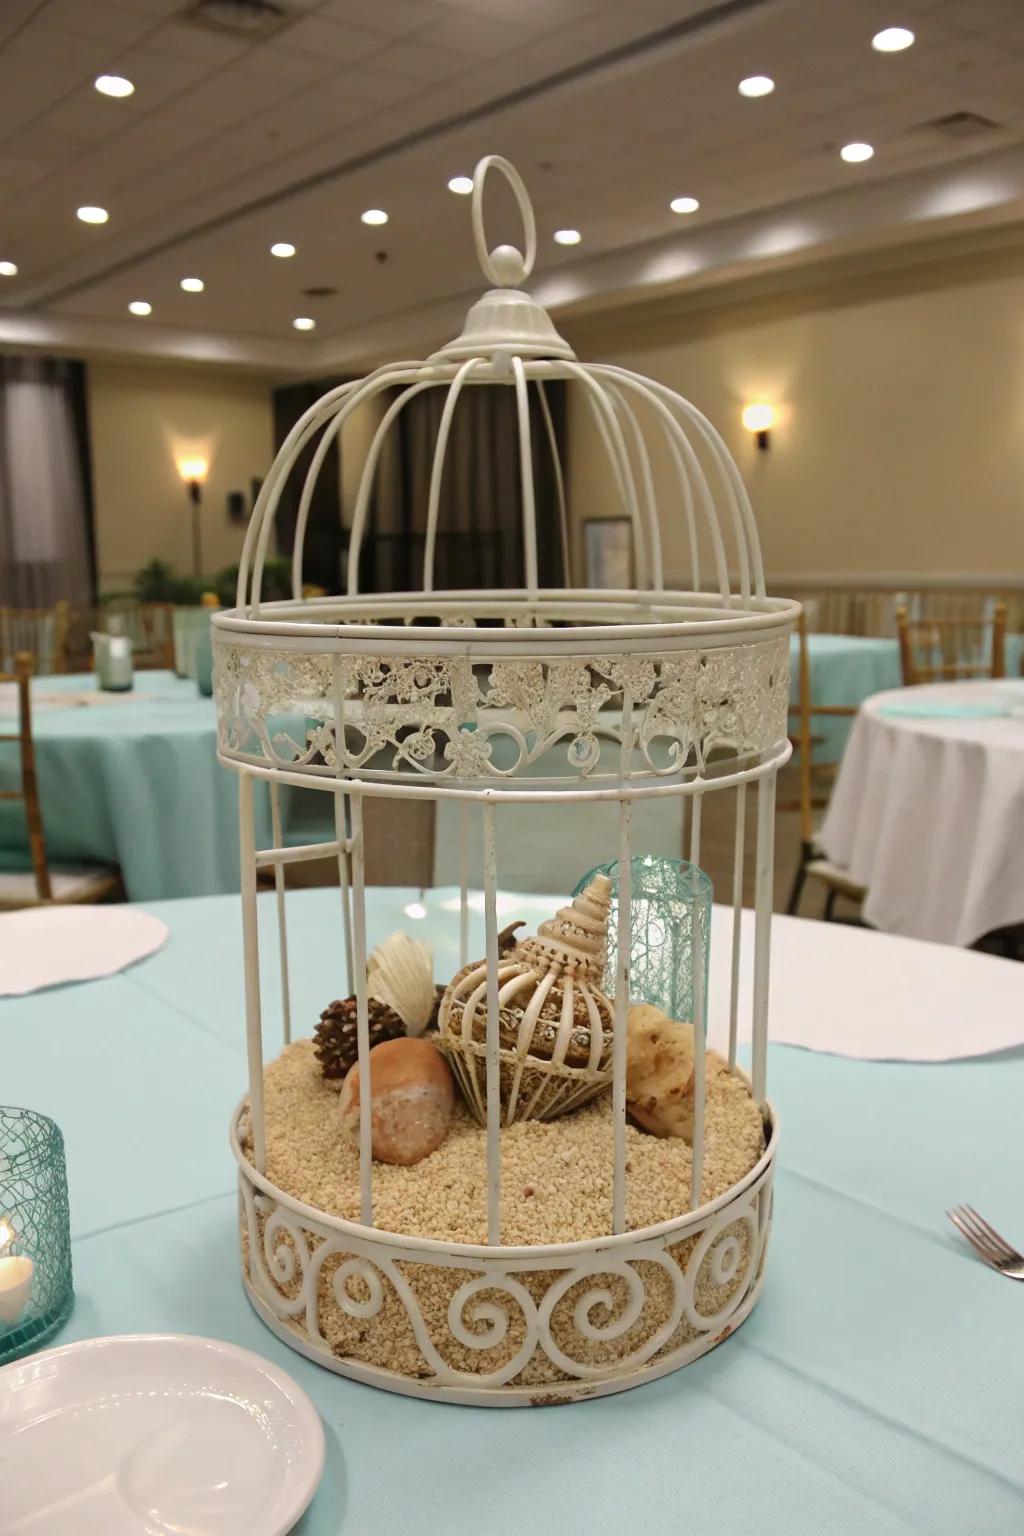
214,635,789,785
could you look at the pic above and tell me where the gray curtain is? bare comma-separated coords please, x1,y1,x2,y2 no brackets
358,380,567,594
0,356,94,607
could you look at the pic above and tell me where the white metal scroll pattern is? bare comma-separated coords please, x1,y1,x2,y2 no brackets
238,1155,774,1394
213,636,790,785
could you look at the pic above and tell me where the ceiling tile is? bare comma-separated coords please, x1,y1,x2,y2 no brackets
365,37,468,80
277,14,389,63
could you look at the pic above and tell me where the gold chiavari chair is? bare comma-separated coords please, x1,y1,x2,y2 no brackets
783,611,866,920
896,601,1006,685
0,601,70,675
0,653,122,907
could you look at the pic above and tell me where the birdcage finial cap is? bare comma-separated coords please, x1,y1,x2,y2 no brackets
433,155,576,362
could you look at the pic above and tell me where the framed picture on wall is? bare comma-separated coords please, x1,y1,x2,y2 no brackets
583,516,634,590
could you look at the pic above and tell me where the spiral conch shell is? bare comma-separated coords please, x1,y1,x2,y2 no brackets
437,876,615,1124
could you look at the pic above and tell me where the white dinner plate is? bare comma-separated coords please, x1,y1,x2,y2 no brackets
0,1333,325,1535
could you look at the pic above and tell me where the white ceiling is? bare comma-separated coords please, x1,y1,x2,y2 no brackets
2,0,1024,374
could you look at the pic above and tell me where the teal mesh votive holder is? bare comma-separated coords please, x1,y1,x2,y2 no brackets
0,1107,73,1365
574,856,713,1027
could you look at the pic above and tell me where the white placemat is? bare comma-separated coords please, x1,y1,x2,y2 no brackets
0,906,168,996
706,909,1024,1063
440,896,1024,1063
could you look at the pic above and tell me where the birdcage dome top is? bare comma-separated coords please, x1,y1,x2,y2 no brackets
213,155,797,797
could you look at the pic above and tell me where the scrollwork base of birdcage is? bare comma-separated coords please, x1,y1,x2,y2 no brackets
231,1100,776,1405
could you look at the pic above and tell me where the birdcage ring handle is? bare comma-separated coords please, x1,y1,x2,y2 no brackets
472,155,537,288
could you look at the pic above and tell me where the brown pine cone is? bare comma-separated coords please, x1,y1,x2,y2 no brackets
313,996,405,1079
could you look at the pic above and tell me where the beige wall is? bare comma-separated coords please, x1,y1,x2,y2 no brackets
87,359,274,591
565,244,1024,585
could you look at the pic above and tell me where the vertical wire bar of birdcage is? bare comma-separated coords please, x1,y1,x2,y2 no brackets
537,382,570,584
689,787,703,866
269,781,292,1046
605,383,663,591
458,799,470,967
612,796,633,1234
349,790,373,1226
482,800,501,1244
511,357,538,602
611,687,634,1233
688,786,706,1208
751,771,777,1106
423,358,480,593
332,655,354,993
239,772,266,1172
728,782,747,1068
334,793,354,996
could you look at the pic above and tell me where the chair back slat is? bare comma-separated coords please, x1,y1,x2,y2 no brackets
0,602,70,676
0,652,51,899
896,602,1006,685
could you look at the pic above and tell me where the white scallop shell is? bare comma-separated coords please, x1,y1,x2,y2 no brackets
367,931,435,1036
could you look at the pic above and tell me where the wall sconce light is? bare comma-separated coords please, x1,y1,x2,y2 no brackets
741,402,776,451
176,456,209,576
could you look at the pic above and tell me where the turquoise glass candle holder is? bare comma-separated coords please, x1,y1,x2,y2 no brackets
574,855,712,1027
0,1107,73,1365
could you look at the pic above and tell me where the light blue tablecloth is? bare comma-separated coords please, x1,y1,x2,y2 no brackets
0,672,272,901
3,888,1023,1534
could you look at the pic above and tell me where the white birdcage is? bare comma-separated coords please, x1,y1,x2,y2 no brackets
216,156,798,1405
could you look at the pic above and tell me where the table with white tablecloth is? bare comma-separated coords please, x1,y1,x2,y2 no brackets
821,679,1024,945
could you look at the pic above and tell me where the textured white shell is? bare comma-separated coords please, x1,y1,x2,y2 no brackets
438,878,616,1124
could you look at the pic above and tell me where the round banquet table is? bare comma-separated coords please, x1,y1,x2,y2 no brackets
3,887,1024,1535
821,679,1024,946
0,671,275,900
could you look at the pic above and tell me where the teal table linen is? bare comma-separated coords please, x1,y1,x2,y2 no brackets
0,671,270,900
788,633,902,761
3,888,1022,1535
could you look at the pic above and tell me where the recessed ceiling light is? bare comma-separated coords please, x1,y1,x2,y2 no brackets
76,205,108,224
0,261,17,277
553,228,581,245
293,316,316,331
360,209,388,226
180,277,205,292
738,75,774,98
840,141,875,163
448,176,473,195
872,26,914,52
670,196,700,215
94,74,134,98
270,241,295,258
128,300,152,316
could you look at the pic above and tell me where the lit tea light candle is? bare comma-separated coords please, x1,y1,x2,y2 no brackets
0,1218,34,1327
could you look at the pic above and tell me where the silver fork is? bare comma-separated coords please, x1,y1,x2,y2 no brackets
947,1204,1024,1280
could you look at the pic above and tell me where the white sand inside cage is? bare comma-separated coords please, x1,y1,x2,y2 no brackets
240,1040,769,1385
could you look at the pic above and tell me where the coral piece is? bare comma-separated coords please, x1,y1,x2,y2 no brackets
626,1003,697,1141
338,1037,455,1165
367,931,436,1036
313,997,405,1079
437,876,615,1124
